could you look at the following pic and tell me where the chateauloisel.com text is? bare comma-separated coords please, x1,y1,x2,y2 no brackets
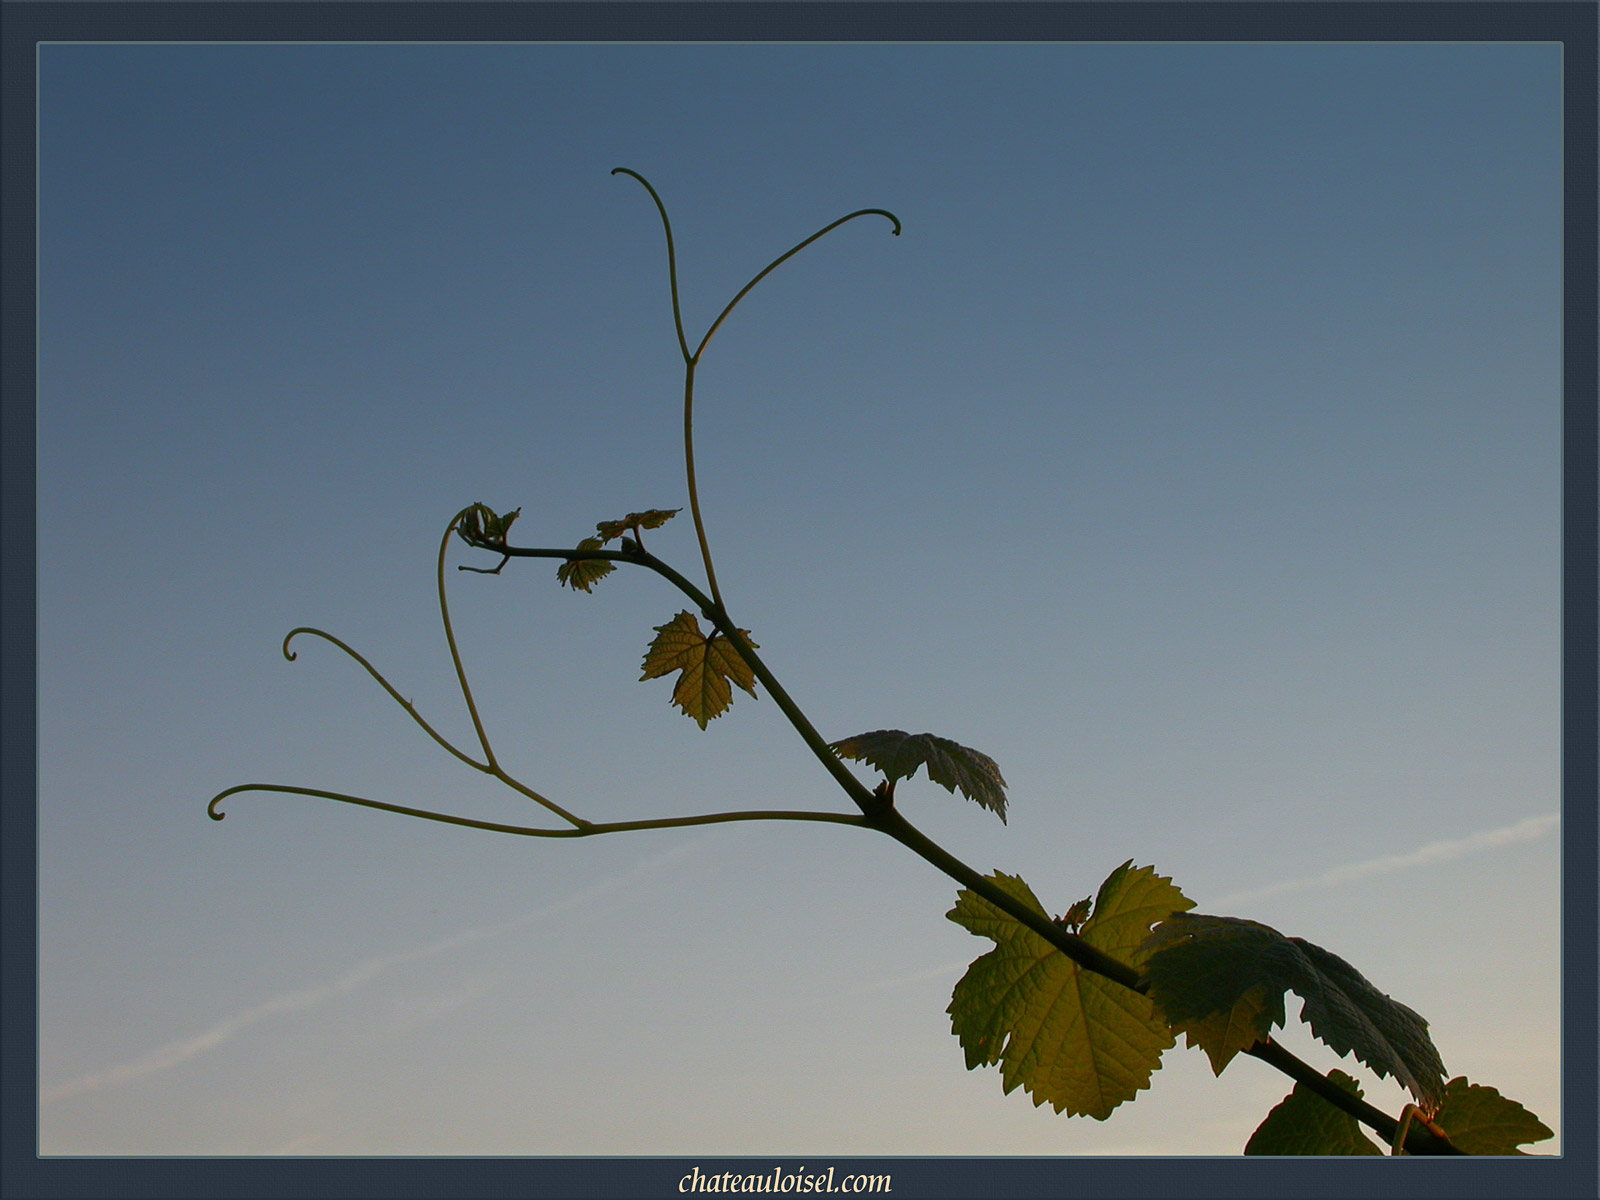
677,1166,892,1194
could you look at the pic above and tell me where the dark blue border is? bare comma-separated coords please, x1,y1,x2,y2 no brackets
3,4,1595,1198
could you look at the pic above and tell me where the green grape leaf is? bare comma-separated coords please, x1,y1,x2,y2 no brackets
456,502,521,547
946,862,1193,1120
829,729,1008,822
1141,913,1446,1109
1433,1076,1554,1155
1244,1069,1384,1155
596,508,681,543
556,537,616,592
639,611,758,728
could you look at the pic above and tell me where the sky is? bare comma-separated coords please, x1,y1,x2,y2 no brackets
35,43,1563,1157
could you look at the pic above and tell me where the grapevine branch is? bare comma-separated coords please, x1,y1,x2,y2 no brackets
211,170,1472,1156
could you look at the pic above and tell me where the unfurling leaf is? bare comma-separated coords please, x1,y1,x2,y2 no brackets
946,862,1193,1120
1055,897,1093,932
1244,1069,1384,1155
596,508,681,543
456,502,521,547
1433,1077,1554,1155
557,537,616,592
829,729,1008,822
1140,913,1446,1108
640,611,758,728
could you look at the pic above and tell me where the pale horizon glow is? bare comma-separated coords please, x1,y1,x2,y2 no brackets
43,812,1557,1107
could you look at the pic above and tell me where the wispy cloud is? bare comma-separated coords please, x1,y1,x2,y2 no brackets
49,813,1558,1104
43,838,703,1105
1213,812,1559,908
358,974,495,1045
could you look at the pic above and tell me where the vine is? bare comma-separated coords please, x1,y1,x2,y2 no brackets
211,169,1552,1156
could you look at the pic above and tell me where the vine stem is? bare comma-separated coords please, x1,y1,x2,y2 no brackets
280,626,489,773
208,784,866,838
436,511,591,827
437,513,500,770
612,167,900,622
682,360,723,611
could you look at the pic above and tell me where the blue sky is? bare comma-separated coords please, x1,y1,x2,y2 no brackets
37,42,1561,1155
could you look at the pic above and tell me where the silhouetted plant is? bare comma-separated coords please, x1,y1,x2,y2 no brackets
211,169,1552,1156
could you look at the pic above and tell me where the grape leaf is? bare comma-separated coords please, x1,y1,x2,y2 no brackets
946,862,1193,1120
1140,913,1446,1109
639,611,758,728
1433,1076,1554,1155
1173,983,1279,1077
455,502,521,547
1244,1069,1384,1155
596,508,681,543
1138,915,1288,1075
556,537,616,592
829,729,1008,822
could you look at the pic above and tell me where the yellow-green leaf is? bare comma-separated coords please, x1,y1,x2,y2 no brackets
1433,1076,1554,1155
945,862,1193,1120
639,611,758,729
702,627,757,696
556,537,616,592
1244,1069,1384,1155
597,508,681,543
829,729,1008,822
